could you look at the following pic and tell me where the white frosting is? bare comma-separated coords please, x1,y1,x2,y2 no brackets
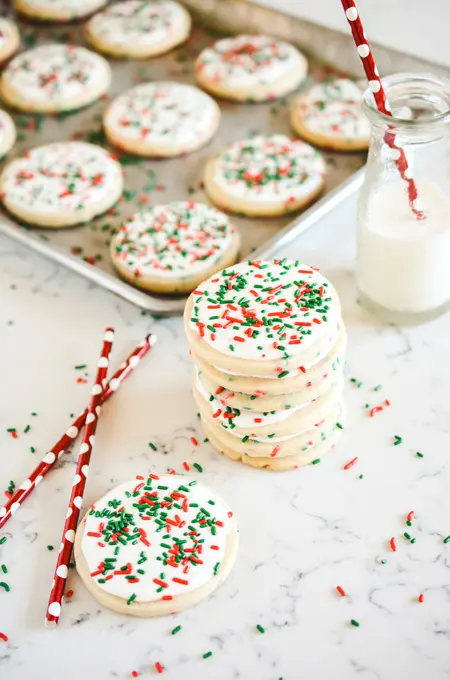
296,78,370,140
0,142,123,217
196,370,308,429
0,18,18,61
81,475,234,603
0,110,15,157
105,82,218,147
16,0,107,17
213,135,325,204
87,0,186,49
196,34,304,88
112,202,235,280
357,180,450,313
189,259,341,360
3,44,110,106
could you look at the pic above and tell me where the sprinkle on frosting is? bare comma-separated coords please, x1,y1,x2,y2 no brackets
86,0,187,50
213,135,325,205
81,475,233,602
189,259,340,360
2,44,110,107
196,34,303,88
0,142,123,217
112,202,235,280
105,83,218,147
295,78,370,140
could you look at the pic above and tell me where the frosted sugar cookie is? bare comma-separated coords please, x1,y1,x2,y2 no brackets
0,110,16,158
204,134,325,217
291,78,370,151
12,0,108,22
74,474,238,617
202,416,343,471
110,201,240,294
84,0,191,59
0,142,123,228
195,34,307,103
0,44,111,114
0,19,20,65
185,259,342,377
104,82,220,158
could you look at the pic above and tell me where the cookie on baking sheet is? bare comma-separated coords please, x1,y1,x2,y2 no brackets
74,474,238,617
291,78,370,151
204,134,326,217
0,44,111,114
104,82,220,158
12,0,108,22
0,142,123,228
195,34,307,103
0,19,20,65
110,201,240,294
0,110,16,158
84,0,191,59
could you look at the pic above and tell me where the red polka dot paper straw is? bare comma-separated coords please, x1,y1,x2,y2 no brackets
46,328,115,626
340,0,423,219
0,333,155,531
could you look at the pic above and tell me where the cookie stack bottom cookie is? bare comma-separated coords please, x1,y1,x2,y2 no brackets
184,259,347,472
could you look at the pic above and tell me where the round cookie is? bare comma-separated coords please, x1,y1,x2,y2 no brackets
195,34,307,103
0,110,16,158
104,82,220,158
0,19,20,65
84,0,191,59
291,78,370,151
110,201,241,295
12,0,108,22
184,259,342,377
74,474,238,617
202,416,342,471
0,141,123,228
0,44,111,114
204,134,326,217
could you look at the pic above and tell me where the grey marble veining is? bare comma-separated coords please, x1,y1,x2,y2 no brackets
1,196,450,680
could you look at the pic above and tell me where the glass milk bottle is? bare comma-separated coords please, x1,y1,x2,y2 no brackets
356,73,450,324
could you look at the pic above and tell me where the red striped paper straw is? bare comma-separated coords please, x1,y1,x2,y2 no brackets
0,333,155,531
341,0,423,219
46,328,115,626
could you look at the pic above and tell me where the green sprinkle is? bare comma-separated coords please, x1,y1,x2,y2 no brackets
404,532,411,540
359,474,364,480
406,520,412,526
171,625,182,635
336,422,343,430
47,545,54,551
0,582,10,592
74,364,87,370
256,624,265,634
23,425,30,433
393,435,403,446
193,463,203,473
443,536,450,544
127,593,137,605
0,537,7,545
410,538,416,544
416,451,424,458
148,442,157,451
203,652,213,659
373,385,382,391
30,446,36,453
350,619,360,627
312,458,321,465
1,565,7,574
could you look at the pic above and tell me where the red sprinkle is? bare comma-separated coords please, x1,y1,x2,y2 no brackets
131,672,139,678
172,577,189,585
191,437,198,447
418,593,424,603
271,445,280,458
390,537,397,552
162,595,173,600
210,545,219,550
370,406,383,417
65,589,74,598
155,662,164,674
336,586,346,597
182,462,190,471
10,431,18,440
407,511,415,522
0,632,8,642
343,457,358,470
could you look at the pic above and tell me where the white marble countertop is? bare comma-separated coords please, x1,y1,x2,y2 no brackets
1,194,450,680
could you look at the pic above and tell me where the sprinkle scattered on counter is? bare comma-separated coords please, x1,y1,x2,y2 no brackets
350,377,363,388
443,535,450,544
0,582,10,592
131,672,139,678
350,619,360,627
312,458,321,465
343,457,358,470
0,632,8,642
155,661,164,673
418,594,424,603
390,537,397,552
256,624,265,634
393,435,403,446
193,463,203,473
1,565,7,574
148,442,157,451
416,451,424,458
203,651,213,659
0,537,7,545
47,545,54,551
191,436,199,446
171,625,182,635
336,586,346,597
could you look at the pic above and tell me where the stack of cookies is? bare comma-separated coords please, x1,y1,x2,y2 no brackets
184,259,346,472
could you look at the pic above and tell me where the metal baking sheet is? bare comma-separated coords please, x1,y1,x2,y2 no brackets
0,1,385,314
